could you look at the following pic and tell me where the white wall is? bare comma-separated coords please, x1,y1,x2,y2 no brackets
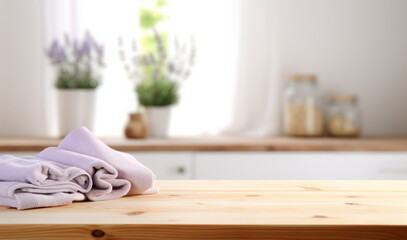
0,0,46,136
276,0,407,136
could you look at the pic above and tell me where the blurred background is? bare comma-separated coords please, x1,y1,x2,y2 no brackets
1,0,407,138
1,0,407,181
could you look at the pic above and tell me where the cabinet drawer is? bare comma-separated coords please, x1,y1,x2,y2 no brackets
195,152,407,180
129,152,193,180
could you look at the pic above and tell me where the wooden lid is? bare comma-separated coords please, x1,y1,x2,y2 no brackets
288,74,317,82
330,94,358,102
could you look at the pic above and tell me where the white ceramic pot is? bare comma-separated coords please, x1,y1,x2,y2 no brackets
57,89,96,136
145,106,171,137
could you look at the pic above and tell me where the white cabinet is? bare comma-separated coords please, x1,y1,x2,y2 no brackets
2,152,39,157
3,151,407,180
129,152,193,180
2,151,193,180
194,152,407,180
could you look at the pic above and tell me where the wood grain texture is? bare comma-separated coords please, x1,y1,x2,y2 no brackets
1,180,407,239
0,136,407,152
0,225,407,240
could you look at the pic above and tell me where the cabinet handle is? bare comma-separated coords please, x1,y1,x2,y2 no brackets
177,166,186,175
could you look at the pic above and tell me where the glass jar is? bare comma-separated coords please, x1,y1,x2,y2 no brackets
283,74,324,137
327,94,360,137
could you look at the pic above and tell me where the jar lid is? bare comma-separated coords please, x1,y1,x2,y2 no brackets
288,74,317,82
330,94,358,102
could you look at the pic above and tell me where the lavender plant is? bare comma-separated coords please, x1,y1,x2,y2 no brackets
119,29,196,106
46,31,105,89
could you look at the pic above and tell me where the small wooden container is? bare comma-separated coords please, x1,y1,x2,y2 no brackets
124,113,147,139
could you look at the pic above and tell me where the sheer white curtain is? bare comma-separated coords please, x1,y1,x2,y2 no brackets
167,0,239,136
169,0,282,137
224,0,281,136
42,0,76,137
73,0,141,137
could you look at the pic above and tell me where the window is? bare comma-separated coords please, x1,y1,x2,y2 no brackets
44,0,239,136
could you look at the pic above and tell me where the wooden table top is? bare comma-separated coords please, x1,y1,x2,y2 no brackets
1,136,407,152
1,180,407,239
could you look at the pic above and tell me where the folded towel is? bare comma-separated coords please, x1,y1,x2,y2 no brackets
37,147,131,201
0,182,86,210
0,126,157,210
58,126,158,195
0,155,91,210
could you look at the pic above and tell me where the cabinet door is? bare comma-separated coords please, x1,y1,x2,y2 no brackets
0,152,39,157
128,152,193,180
1,151,194,180
194,152,407,180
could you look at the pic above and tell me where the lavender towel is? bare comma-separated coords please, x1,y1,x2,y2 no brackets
37,147,131,201
0,155,91,210
58,126,157,195
0,126,157,210
38,126,158,200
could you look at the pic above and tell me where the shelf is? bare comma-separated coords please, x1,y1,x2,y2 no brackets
0,136,406,152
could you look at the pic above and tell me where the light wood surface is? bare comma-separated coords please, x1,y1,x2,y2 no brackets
1,180,407,239
0,136,407,152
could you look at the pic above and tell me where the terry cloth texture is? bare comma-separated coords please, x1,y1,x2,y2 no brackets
0,155,91,210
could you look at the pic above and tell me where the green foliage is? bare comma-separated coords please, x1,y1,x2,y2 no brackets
55,67,99,89
155,0,168,7
136,0,174,106
139,8,167,30
139,0,169,79
121,0,193,107
136,79,178,106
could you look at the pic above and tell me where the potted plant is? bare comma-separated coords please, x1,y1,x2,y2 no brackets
136,75,179,137
45,31,104,136
119,1,195,137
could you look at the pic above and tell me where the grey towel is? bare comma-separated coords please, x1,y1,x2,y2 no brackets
0,155,91,210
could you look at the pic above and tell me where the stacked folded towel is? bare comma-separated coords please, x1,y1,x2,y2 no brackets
0,126,157,210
